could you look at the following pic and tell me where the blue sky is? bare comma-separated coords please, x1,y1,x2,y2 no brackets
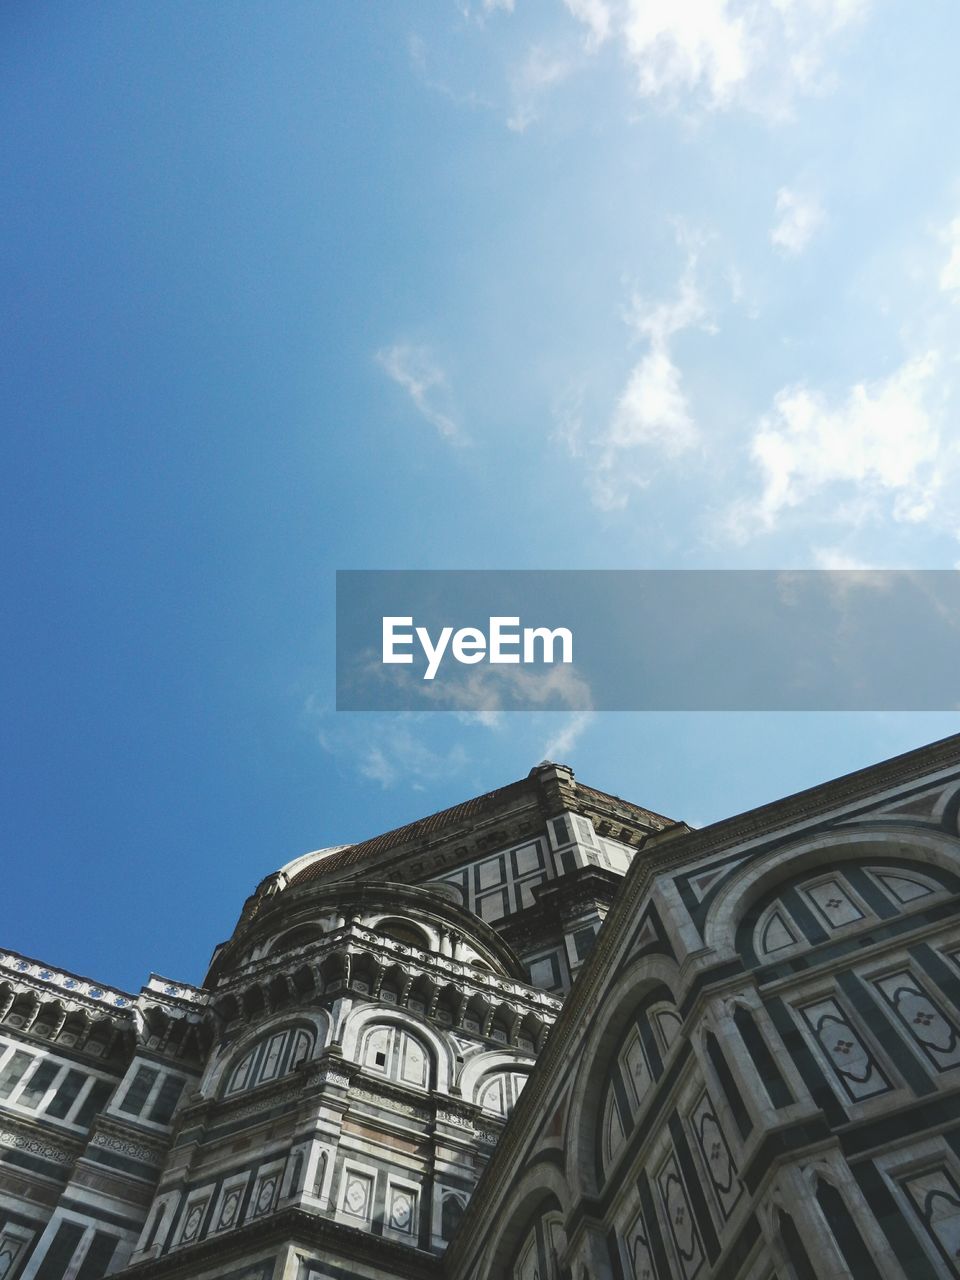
3,2,960,991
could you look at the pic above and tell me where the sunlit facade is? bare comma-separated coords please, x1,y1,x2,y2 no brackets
3,741,960,1280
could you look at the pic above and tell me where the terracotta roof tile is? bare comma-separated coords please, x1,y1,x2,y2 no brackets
288,777,532,885
286,769,677,889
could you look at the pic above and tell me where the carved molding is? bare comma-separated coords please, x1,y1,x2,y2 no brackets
0,1128,72,1165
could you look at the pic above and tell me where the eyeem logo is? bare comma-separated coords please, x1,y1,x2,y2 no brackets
382,616,574,681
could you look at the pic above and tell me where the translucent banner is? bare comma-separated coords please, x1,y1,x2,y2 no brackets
335,570,960,711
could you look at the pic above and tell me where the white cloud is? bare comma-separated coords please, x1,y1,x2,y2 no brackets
408,34,494,110
729,351,943,537
940,216,960,295
771,187,825,255
565,0,869,116
357,727,470,790
507,46,572,132
608,347,697,453
812,547,883,570
417,660,595,716
541,710,594,760
563,0,613,50
376,344,466,444
620,0,749,106
457,0,515,21
565,247,710,510
309,701,474,792
307,698,593,794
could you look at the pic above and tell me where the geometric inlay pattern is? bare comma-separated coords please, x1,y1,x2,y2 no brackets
656,1151,705,1280
900,1166,960,1277
873,971,960,1072
689,1090,742,1219
622,1206,659,1280
798,997,892,1102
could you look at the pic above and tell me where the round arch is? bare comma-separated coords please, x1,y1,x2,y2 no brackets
469,1174,569,1280
201,1009,330,1098
703,824,960,957
458,1049,536,1101
562,951,682,1201
367,916,435,951
338,1005,455,1094
268,922,326,955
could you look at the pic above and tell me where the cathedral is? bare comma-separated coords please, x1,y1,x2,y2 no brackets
3,734,960,1280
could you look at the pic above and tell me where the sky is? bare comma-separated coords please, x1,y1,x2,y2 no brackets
3,1,960,992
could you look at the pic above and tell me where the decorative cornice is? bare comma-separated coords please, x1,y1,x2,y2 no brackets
87,1130,166,1168
141,976,208,1011
208,922,560,1050
116,1206,443,1280
87,1114,170,1166
0,954,209,1038
0,1113,83,1166
209,880,528,988
0,952,134,1012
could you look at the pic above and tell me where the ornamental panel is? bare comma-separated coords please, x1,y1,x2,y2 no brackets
900,1166,960,1277
621,1207,659,1280
656,1151,705,1280
689,1090,742,1219
798,996,892,1103
873,971,960,1072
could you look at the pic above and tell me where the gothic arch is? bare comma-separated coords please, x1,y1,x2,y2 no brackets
440,1190,467,1243
702,824,960,958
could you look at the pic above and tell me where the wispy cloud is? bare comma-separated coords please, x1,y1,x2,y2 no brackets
560,242,711,509
376,344,467,445
408,35,494,111
457,0,515,22
390,658,595,716
812,547,884,571
541,710,593,760
308,699,474,793
507,45,572,132
939,216,960,295
771,187,825,255
563,0,612,50
356,726,470,790
727,351,944,539
563,0,869,117
306,696,592,793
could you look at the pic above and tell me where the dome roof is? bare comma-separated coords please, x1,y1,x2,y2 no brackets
275,845,353,882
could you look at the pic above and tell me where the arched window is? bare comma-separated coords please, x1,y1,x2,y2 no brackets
375,918,431,950
269,924,325,955
441,1194,465,1242
358,1024,431,1089
477,1070,528,1118
376,921,432,952
223,1025,315,1097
